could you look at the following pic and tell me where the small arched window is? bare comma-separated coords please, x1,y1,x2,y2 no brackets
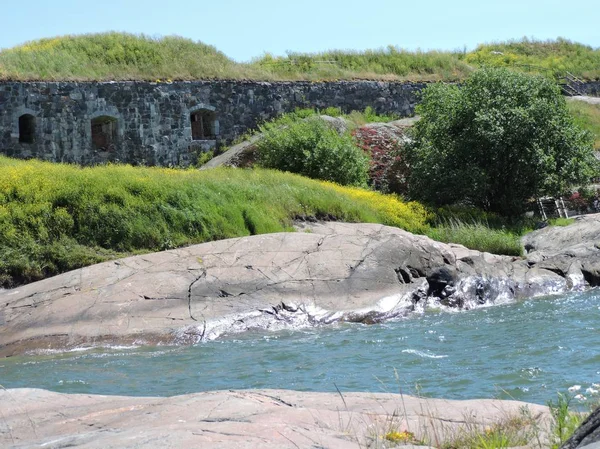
191,109,217,140
91,116,118,151
19,114,36,144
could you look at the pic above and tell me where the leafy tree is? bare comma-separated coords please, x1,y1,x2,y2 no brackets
256,116,369,186
407,67,598,216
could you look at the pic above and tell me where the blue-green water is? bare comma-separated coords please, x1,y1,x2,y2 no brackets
1,290,599,405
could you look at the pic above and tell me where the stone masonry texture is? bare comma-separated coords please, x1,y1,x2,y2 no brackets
0,80,426,166
2,80,598,167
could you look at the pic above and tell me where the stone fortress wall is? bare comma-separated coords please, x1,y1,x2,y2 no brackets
1,80,598,167
0,80,426,166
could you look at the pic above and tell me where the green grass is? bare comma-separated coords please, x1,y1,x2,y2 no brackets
0,155,534,288
252,47,474,81
266,106,399,125
425,206,535,257
548,217,575,227
0,156,429,288
548,393,588,449
567,100,600,149
0,32,263,81
464,37,600,80
426,220,523,257
1,33,599,81
437,412,535,449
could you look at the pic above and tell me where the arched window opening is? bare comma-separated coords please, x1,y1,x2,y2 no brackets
91,116,118,151
19,114,36,144
191,110,217,140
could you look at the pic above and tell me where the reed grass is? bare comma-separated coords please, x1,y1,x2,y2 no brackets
426,219,523,256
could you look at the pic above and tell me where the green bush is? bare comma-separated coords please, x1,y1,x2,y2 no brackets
256,116,369,186
408,67,598,216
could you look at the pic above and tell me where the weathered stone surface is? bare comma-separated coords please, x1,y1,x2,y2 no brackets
318,114,355,135
522,214,600,287
561,405,600,449
1,81,596,167
0,80,425,166
1,221,597,357
200,133,262,169
0,388,550,449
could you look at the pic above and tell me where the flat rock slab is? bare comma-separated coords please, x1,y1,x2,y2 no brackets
0,223,447,355
0,388,550,449
2,221,598,357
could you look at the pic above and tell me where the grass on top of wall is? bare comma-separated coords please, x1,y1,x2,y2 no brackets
1,33,599,81
0,156,429,288
0,32,264,81
464,37,600,80
252,47,474,81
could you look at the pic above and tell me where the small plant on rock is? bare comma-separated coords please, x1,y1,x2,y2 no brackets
548,393,586,448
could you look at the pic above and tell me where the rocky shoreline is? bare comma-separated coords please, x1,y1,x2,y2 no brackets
1,216,600,448
1,215,598,357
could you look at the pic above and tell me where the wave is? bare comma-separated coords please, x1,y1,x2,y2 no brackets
402,348,448,359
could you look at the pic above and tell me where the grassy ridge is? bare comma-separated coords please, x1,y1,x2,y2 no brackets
253,47,473,81
1,33,599,81
0,156,429,287
465,38,600,80
0,32,262,81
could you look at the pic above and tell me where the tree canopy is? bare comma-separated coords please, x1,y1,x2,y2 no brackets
407,67,598,216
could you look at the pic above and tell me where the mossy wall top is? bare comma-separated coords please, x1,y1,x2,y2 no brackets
0,80,427,166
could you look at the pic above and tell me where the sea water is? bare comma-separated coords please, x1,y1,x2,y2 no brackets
1,289,599,405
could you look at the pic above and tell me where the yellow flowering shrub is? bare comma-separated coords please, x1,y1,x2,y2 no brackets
319,181,430,234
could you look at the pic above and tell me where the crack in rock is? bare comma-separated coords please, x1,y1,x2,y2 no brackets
187,270,206,321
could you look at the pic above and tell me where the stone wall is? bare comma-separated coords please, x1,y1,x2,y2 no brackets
0,80,426,166
2,79,598,166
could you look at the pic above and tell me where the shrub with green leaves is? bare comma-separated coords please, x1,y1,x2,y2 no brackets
256,116,369,186
408,67,598,216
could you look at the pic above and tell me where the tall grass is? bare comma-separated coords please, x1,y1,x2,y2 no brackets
464,37,600,80
1,33,598,81
547,393,591,449
0,156,429,287
567,100,600,149
426,220,523,256
0,32,262,81
252,47,474,81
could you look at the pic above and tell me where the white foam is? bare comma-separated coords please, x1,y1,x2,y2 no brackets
402,348,448,359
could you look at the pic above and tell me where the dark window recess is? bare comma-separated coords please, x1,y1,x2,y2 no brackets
91,116,118,151
191,110,216,140
19,114,36,144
